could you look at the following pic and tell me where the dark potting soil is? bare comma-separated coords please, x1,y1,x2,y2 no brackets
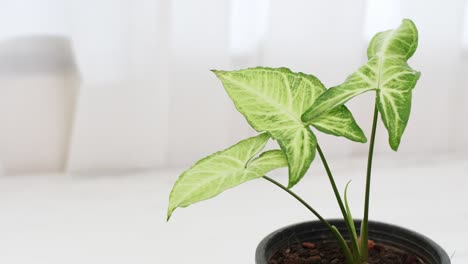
269,239,424,264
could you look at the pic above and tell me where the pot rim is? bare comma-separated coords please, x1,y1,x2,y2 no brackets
256,219,451,264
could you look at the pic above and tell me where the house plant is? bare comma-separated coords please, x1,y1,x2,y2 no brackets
167,19,450,263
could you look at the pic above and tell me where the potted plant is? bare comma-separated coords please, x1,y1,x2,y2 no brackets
167,19,450,264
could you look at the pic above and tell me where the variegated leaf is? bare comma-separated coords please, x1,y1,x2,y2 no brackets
213,67,365,187
167,133,287,220
310,106,366,143
302,19,420,150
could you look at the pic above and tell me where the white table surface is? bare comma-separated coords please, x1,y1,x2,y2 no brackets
0,154,466,263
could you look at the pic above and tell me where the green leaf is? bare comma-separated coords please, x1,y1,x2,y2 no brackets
310,107,366,143
167,133,287,220
248,149,288,174
213,67,365,188
302,19,420,150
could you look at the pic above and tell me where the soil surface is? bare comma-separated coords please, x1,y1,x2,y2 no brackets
269,239,425,264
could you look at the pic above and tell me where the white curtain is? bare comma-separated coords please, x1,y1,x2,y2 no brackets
0,0,467,174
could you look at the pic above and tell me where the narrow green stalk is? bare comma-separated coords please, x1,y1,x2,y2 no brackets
263,176,329,226
331,226,355,264
317,144,360,261
360,99,379,262
263,175,354,264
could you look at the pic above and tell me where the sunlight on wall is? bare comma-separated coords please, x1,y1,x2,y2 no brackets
0,0,68,40
229,0,270,56
463,0,468,50
364,0,401,41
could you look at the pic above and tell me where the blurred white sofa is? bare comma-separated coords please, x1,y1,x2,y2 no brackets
0,36,78,175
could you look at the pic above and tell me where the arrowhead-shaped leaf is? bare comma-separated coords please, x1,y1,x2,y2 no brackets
310,107,366,143
167,133,287,220
302,19,420,150
213,67,365,188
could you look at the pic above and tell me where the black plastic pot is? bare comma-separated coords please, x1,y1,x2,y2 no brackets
256,219,450,264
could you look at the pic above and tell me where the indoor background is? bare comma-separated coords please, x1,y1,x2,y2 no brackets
0,0,466,263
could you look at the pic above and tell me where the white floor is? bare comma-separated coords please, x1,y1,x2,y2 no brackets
0,154,467,263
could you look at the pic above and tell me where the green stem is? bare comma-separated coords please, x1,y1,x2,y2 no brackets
317,144,360,261
263,176,354,264
263,176,329,226
360,99,379,262
331,226,356,264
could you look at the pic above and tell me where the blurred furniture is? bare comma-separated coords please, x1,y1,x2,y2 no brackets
0,36,78,174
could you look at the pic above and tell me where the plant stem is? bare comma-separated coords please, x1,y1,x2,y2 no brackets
360,99,379,262
316,145,345,215
263,175,329,226
263,176,355,264
317,144,360,261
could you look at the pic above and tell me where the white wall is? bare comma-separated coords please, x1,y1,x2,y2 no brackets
0,0,467,175
66,0,172,172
